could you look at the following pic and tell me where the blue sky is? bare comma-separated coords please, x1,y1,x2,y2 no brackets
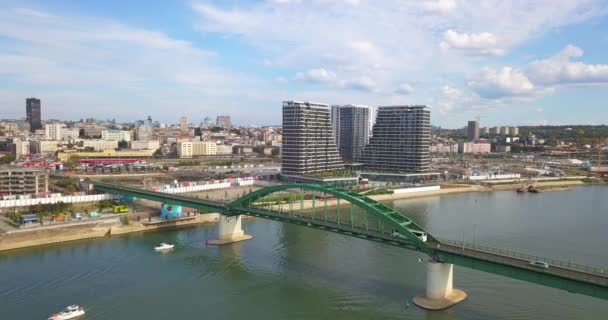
1,0,608,128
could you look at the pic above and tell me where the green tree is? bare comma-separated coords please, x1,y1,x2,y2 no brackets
0,154,16,164
120,215,130,225
117,140,129,149
211,126,223,133
83,146,95,152
153,148,163,158
253,146,265,155
271,147,280,157
64,155,81,170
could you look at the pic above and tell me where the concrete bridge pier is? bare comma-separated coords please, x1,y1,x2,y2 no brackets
208,215,252,245
413,261,467,310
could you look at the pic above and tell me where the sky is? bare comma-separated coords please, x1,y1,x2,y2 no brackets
1,0,608,128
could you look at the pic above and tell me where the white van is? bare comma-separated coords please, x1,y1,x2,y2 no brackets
392,229,428,242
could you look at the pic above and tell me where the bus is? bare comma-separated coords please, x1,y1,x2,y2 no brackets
113,205,129,213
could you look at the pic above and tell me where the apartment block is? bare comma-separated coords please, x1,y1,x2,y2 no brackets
282,101,343,176
331,105,372,161
361,105,430,173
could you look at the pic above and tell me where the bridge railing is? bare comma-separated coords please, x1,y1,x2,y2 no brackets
438,238,607,276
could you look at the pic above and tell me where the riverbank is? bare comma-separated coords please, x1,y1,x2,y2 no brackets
0,214,220,252
0,179,588,252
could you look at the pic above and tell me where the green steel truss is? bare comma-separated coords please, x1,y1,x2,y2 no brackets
227,183,435,252
94,182,608,300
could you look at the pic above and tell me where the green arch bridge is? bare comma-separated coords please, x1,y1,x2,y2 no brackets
94,182,608,304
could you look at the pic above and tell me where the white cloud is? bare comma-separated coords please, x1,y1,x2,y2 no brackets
295,68,337,83
440,30,504,56
467,44,608,102
468,67,535,99
423,0,457,14
0,6,276,123
441,85,461,99
395,83,414,95
338,76,377,92
526,44,608,85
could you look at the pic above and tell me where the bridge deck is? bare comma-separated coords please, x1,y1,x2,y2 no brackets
93,182,608,300
432,241,608,286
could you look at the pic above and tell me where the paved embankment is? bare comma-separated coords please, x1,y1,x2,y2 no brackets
0,214,220,252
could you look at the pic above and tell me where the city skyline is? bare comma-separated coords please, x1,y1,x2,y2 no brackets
1,1,608,128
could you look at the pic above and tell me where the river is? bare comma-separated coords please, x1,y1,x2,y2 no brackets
1,186,607,319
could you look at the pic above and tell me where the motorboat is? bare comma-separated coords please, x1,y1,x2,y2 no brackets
154,242,175,251
48,305,85,320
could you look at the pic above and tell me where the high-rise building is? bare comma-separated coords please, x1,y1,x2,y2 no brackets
282,101,343,176
512,127,519,136
361,105,430,173
179,117,188,133
216,115,232,129
467,120,479,141
26,98,42,132
331,105,371,161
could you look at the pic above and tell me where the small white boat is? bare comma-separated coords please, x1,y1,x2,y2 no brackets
154,242,175,251
48,305,85,320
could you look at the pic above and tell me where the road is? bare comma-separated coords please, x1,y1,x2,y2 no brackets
432,241,608,286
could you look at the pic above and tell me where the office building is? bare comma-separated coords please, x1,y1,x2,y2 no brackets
26,98,42,132
282,101,343,176
0,167,48,195
101,130,131,142
467,120,479,142
216,115,232,129
179,117,188,133
361,105,430,173
331,105,371,161
45,123,63,140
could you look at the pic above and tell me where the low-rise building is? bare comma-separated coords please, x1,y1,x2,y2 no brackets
0,166,48,195
30,140,63,155
83,140,118,151
177,141,217,158
495,145,511,153
130,140,160,150
101,130,131,142
57,149,155,161
61,127,80,140
458,141,491,154
216,144,233,155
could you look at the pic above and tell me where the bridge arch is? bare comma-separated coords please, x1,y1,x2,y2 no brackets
228,184,435,253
